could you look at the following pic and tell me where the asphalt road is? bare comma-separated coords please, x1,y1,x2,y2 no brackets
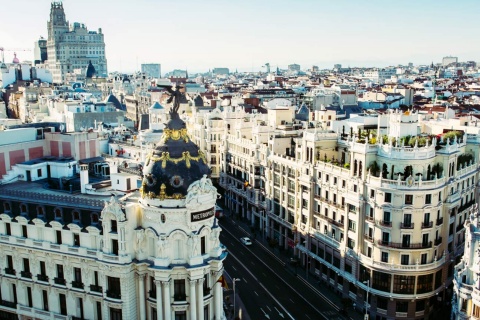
219,217,349,320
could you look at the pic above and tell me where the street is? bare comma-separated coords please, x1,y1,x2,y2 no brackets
219,216,351,320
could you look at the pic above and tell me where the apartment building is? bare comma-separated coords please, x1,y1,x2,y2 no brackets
189,105,480,319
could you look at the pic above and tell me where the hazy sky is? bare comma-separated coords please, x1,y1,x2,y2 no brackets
1,0,479,73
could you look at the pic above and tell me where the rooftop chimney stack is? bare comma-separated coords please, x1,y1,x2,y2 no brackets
80,164,89,193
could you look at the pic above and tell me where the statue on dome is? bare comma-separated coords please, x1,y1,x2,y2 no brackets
157,84,185,115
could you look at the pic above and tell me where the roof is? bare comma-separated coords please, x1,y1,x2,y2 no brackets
149,101,164,110
79,156,105,164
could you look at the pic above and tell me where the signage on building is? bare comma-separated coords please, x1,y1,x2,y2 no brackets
191,207,214,222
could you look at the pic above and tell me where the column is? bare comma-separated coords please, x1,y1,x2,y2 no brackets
213,281,222,319
155,280,163,320
138,274,146,320
162,281,171,320
196,278,204,320
189,280,197,320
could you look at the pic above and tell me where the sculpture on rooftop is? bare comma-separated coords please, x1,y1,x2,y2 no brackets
157,84,185,116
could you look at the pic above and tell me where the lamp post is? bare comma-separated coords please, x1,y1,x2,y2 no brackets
233,278,241,319
363,279,370,320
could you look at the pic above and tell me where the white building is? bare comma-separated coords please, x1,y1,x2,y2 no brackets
452,204,480,319
46,2,107,83
0,107,226,320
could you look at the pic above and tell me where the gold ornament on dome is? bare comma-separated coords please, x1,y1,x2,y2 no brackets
139,182,187,200
162,128,189,143
146,150,207,169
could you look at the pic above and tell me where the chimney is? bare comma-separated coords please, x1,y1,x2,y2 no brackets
80,164,89,193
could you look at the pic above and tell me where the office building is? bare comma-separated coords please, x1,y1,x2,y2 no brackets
141,64,161,79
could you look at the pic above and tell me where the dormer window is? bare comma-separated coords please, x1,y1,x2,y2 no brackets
37,206,45,218
72,211,80,222
20,204,28,215
54,208,63,220
3,203,11,212
111,220,117,233
91,213,99,225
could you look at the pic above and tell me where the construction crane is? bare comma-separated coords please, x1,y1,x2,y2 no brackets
0,47,32,64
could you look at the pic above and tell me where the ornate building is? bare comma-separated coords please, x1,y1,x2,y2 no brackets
0,97,226,319
46,2,107,83
452,204,480,319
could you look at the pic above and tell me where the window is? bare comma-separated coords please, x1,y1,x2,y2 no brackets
347,238,355,249
381,252,388,263
110,308,122,320
400,254,409,265
54,208,62,220
72,211,80,221
353,184,358,192
201,236,206,255
372,271,391,292
348,219,356,232
74,267,82,283
59,293,67,315
42,290,49,311
73,234,80,247
405,194,413,205
56,230,62,244
57,264,64,279
342,180,346,188
107,277,121,298
91,213,99,224
384,192,391,203
112,239,119,255
377,297,388,310
96,301,102,320
382,232,389,244
417,274,433,294
27,287,33,307
174,311,187,320
22,225,28,238
425,194,432,204
111,220,117,233
396,301,409,312
370,189,375,198
416,299,426,312
393,275,415,294
174,279,186,300
5,223,11,236
37,168,42,177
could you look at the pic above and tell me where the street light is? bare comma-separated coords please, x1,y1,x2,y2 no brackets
363,279,370,320
233,278,241,319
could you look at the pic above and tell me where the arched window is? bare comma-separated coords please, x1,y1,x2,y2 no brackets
20,204,27,215
3,202,11,212
54,208,63,220
91,213,99,225
37,206,45,217
72,211,80,222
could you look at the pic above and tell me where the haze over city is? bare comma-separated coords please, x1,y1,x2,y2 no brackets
1,0,479,73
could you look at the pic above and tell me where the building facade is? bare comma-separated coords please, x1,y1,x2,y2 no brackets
46,2,107,83
452,204,480,319
188,105,480,319
141,64,161,79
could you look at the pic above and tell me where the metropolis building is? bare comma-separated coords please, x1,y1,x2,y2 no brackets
0,104,226,319
46,2,108,83
187,104,480,320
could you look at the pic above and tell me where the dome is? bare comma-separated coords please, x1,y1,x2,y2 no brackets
104,94,122,110
149,101,164,110
140,112,210,200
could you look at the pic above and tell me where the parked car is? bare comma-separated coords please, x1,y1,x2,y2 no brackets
240,237,252,246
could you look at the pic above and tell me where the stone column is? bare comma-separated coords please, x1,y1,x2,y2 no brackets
155,280,163,320
214,280,222,319
138,274,146,320
189,280,197,320
196,278,204,320
162,281,171,320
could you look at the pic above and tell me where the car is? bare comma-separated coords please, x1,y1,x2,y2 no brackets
240,237,252,246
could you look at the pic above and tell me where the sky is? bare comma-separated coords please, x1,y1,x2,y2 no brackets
1,0,479,74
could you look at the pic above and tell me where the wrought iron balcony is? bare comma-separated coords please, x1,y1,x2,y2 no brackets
106,290,121,299
37,274,49,282
434,237,443,246
400,222,414,229
436,217,443,226
377,240,432,249
54,277,66,286
89,284,102,293
421,221,433,229
4,268,15,276
379,220,392,227
20,271,32,278
72,281,84,289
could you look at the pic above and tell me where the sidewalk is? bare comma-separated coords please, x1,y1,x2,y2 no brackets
228,215,365,320
223,272,251,320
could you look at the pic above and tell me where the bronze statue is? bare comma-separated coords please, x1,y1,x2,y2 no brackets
158,84,184,115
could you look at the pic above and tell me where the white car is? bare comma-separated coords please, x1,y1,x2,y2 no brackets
240,237,252,246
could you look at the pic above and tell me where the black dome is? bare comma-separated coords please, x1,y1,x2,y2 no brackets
141,112,210,199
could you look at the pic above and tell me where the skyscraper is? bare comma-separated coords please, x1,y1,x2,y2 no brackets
46,2,107,83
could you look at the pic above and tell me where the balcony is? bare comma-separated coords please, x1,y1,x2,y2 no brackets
4,268,15,276
106,290,121,299
89,284,103,293
174,293,187,301
436,217,444,226
149,289,156,299
377,240,432,249
400,222,414,229
379,220,392,227
434,237,443,246
365,235,374,243
421,221,433,229
20,271,32,279
54,277,66,286
456,224,464,232
72,281,84,289
366,216,375,223
0,300,16,309
37,274,49,282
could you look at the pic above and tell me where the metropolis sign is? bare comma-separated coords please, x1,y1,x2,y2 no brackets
191,207,215,222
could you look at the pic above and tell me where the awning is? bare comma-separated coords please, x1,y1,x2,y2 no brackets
79,157,105,164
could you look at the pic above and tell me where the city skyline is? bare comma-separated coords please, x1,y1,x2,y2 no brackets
1,0,479,73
